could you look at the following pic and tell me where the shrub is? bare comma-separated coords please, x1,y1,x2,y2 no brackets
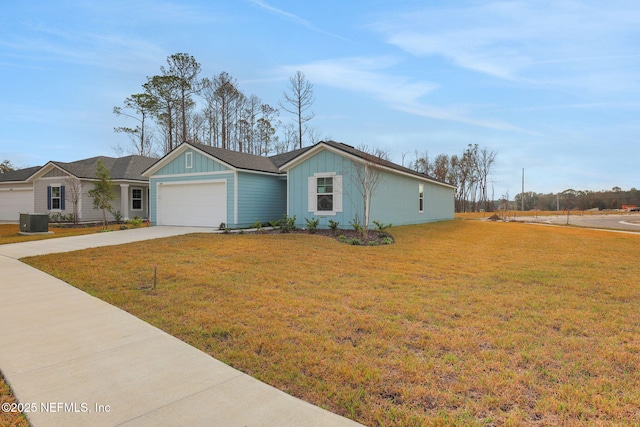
337,235,348,242
126,218,143,228
349,218,363,233
349,238,362,245
373,220,392,232
368,241,379,246
268,219,281,229
47,212,75,223
111,210,123,224
281,214,297,233
305,218,320,234
252,220,262,231
381,237,393,245
328,219,340,233
219,222,226,230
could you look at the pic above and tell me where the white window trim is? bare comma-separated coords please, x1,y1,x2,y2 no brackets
50,183,62,211
131,187,143,211
308,172,342,216
418,183,424,213
185,151,193,169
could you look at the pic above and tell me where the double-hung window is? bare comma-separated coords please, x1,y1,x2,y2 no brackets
316,177,333,211
51,186,61,209
47,185,65,210
308,173,342,215
132,188,143,210
418,183,424,213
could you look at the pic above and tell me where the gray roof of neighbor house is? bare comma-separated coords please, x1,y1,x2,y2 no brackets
0,166,42,182
0,156,157,184
52,155,157,181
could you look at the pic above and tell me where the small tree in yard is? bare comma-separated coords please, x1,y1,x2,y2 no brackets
88,160,115,230
64,177,82,224
351,147,387,239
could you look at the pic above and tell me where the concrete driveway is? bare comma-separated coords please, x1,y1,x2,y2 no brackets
0,226,364,427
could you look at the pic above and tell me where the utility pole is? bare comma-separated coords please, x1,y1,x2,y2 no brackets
521,168,525,211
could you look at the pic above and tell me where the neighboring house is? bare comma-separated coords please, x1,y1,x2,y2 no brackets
0,166,42,221
0,155,156,222
143,141,455,229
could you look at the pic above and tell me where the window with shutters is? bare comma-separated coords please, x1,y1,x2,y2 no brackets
308,173,342,216
419,183,424,213
51,186,61,209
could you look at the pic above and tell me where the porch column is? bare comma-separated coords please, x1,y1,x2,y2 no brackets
120,184,129,220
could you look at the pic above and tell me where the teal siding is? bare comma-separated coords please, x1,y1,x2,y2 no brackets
288,150,361,229
154,148,229,175
288,148,454,229
236,173,287,227
370,171,455,226
149,149,235,226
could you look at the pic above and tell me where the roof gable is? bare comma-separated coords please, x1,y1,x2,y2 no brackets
280,140,456,188
143,142,286,176
31,155,156,182
142,140,455,189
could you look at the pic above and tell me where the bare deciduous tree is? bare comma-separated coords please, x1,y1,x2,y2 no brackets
63,176,82,224
280,71,315,149
350,145,388,238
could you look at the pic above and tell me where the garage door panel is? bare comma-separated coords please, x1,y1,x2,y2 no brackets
158,182,226,227
0,189,34,221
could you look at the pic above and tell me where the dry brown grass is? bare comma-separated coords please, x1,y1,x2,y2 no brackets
0,224,137,245
0,372,29,427
23,221,640,426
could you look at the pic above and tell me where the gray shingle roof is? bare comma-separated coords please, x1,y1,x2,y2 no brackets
53,155,156,181
0,156,157,183
166,141,453,188
320,140,454,186
185,142,313,173
187,143,284,173
0,166,41,182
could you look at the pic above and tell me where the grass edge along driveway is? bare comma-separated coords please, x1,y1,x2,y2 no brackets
23,221,640,426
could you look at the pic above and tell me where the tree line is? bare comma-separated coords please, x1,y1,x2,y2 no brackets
113,53,317,157
514,187,640,211
406,144,498,213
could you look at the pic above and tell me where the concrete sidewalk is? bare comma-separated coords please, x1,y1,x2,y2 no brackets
0,227,363,426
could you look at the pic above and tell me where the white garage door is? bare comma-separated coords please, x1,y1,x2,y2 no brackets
0,189,34,221
157,181,226,227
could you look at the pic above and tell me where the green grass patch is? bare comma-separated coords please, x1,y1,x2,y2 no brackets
23,221,640,426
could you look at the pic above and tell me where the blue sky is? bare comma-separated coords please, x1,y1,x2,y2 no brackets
1,0,639,197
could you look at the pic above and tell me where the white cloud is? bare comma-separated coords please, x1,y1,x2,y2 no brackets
370,1,640,91
278,56,527,132
248,0,346,40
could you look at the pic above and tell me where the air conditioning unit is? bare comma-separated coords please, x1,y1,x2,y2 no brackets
20,213,49,233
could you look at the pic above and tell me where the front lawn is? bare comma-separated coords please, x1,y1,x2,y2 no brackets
23,221,640,426
0,223,140,245
0,371,28,427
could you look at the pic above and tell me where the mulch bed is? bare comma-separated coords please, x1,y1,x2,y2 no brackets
254,227,395,245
